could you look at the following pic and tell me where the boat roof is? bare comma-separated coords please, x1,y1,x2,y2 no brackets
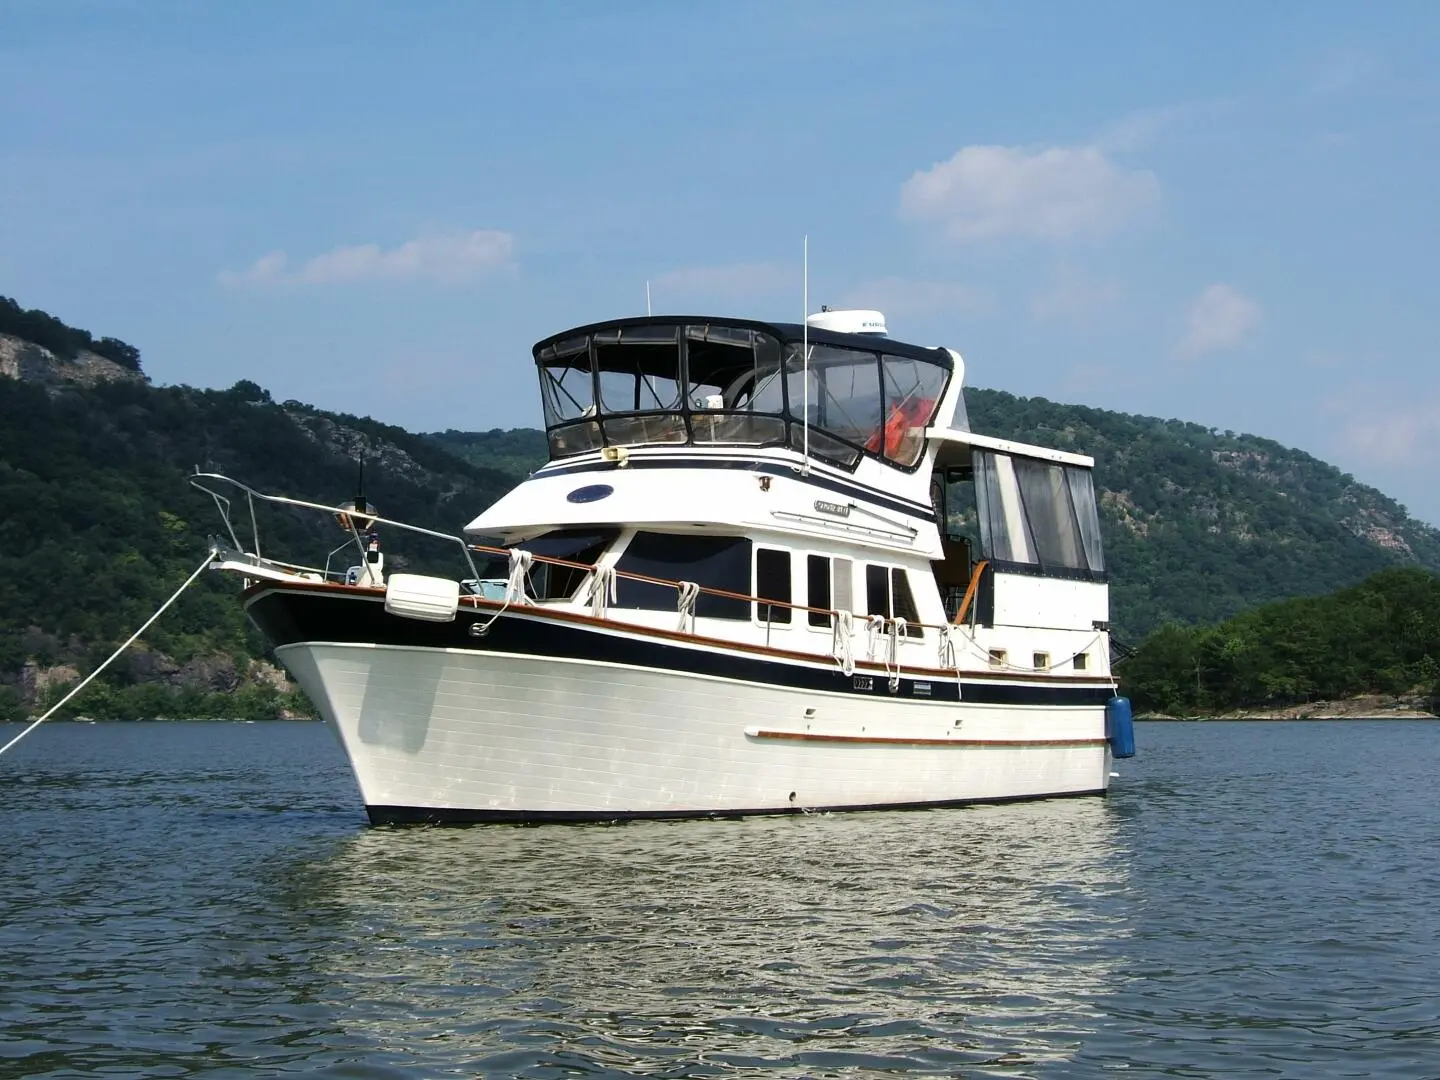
533,315,953,366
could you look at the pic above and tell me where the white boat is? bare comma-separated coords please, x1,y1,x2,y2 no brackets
198,308,1132,824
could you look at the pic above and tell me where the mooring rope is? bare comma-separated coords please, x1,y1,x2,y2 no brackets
0,548,216,760
675,581,700,633
831,611,856,676
587,564,617,619
470,548,534,636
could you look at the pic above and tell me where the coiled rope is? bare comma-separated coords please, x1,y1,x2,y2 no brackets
0,548,216,760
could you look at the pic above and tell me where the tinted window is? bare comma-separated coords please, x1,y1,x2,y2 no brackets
807,554,830,628
614,532,751,620
865,564,890,617
755,548,792,624
891,568,924,637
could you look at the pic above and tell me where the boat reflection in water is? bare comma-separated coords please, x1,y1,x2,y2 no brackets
282,799,1132,1075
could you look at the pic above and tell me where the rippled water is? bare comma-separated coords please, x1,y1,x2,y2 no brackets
2,719,1439,1078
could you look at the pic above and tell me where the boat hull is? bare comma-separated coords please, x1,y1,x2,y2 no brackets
275,638,1112,824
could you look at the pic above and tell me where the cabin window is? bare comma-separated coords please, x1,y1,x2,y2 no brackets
1073,652,1088,672
879,357,948,467
755,548,792,624
833,557,853,613
595,324,683,414
973,451,1105,575
988,648,1007,667
686,326,788,447
890,569,924,637
481,528,618,601
1033,651,1050,671
865,564,890,617
538,335,595,424
780,344,878,469
613,532,751,620
807,554,831,628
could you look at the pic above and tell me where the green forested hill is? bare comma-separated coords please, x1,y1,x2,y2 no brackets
428,392,1440,641
4,297,1440,718
1121,567,1440,716
0,372,514,718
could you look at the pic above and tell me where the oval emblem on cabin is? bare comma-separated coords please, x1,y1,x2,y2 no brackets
566,483,614,504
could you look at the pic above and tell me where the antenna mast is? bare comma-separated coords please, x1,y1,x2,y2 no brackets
646,280,652,317
802,236,810,469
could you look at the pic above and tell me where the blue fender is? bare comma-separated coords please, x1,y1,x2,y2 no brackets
1106,696,1136,759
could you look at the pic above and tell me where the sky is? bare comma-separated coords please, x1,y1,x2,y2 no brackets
3,1,1439,521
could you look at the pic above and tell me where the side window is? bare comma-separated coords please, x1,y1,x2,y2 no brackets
755,548,792,624
833,557,853,614
865,564,890,618
807,554,831,628
890,568,924,637
614,532,751,620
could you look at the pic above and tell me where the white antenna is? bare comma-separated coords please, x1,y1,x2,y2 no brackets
646,280,652,317
802,235,810,468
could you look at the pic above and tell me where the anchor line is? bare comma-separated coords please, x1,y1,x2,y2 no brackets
0,548,217,760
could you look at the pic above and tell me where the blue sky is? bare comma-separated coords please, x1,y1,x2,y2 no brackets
4,1,1439,521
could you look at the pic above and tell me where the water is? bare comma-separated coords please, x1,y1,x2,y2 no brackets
1,720,1438,1079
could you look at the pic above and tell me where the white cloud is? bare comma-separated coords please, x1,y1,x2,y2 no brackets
1340,407,1440,466
899,144,1159,243
220,229,515,287
649,262,796,304
1029,267,1124,325
1177,284,1263,358
838,277,996,318
1325,384,1440,467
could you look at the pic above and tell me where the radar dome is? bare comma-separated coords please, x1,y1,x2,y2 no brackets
805,308,887,336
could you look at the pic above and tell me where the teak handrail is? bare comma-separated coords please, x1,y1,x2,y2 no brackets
467,541,939,632
952,559,990,627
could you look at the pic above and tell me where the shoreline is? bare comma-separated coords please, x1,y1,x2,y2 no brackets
1141,693,1437,722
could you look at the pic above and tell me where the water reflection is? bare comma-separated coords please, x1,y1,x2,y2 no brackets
282,801,1131,1076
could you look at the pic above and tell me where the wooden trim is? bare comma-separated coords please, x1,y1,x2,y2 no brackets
746,729,1108,748
952,558,989,626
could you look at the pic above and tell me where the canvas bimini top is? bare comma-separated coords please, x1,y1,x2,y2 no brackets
532,314,964,475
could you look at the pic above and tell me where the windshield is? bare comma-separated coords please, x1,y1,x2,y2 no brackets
536,321,950,470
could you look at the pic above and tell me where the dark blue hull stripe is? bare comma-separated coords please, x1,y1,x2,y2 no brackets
246,588,1113,707
366,787,1109,825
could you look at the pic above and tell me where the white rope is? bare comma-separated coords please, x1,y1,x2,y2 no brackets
939,626,965,693
937,625,959,671
887,618,906,692
831,611,855,676
504,549,533,605
865,614,886,662
587,565,617,619
0,548,216,760
675,581,700,633
952,628,1107,674
471,548,534,635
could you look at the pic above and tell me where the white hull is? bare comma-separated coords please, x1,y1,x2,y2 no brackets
278,641,1112,822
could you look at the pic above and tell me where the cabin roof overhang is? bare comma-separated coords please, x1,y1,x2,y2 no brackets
927,427,1095,469
532,315,952,366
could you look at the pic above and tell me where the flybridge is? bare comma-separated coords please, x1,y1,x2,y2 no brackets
532,314,961,473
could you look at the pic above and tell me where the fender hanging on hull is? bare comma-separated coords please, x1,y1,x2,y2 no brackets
1106,696,1136,759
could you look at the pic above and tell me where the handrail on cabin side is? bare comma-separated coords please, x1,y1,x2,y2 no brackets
952,559,989,627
